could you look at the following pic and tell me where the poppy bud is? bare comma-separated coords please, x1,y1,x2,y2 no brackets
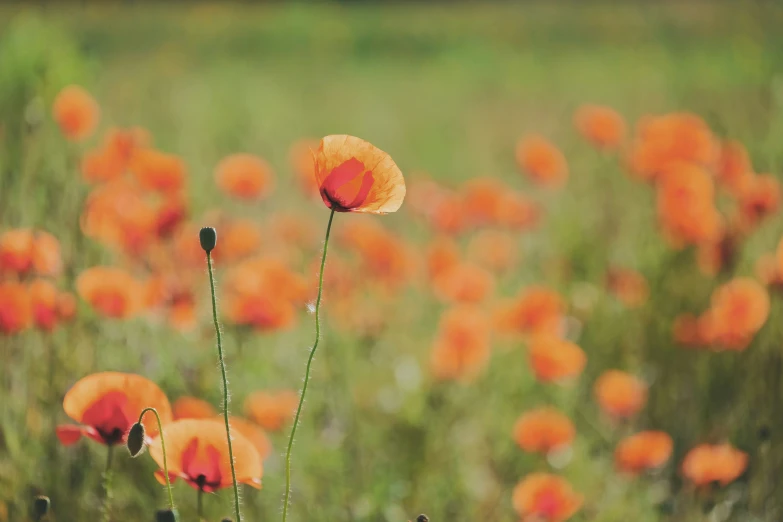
199,227,217,253
156,508,179,522
417,516,429,522
33,495,50,519
127,422,146,457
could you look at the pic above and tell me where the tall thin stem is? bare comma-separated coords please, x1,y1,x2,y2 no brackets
282,208,336,522
197,486,204,521
102,444,114,522
206,251,242,522
138,408,175,510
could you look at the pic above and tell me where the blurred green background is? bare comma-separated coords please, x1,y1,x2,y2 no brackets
1,2,783,521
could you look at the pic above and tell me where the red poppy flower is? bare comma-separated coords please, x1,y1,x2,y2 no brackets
313,135,405,213
149,419,262,492
56,372,172,446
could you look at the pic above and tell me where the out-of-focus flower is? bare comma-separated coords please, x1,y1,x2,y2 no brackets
626,112,717,182
516,135,569,188
512,473,583,522
573,104,626,150
716,140,753,195
29,279,59,331
56,372,172,446
528,336,586,383
52,85,99,142
496,191,542,231
130,148,187,194
432,262,495,304
76,266,143,319
682,443,748,486
494,286,565,338
211,219,262,264
467,230,518,274
81,127,151,184
426,236,460,280
593,370,647,418
314,135,405,213
461,177,506,227
615,431,673,474
0,281,31,334
707,277,769,350
149,419,261,491
656,162,722,247
513,407,575,455
173,396,217,420
340,220,414,290
430,305,491,382
244,390,298,432
735,173,780,231
289,139,319,198
228,416,272,462
605,267,648,308
215,153,274,201
32,231,62,276
0,229,34,275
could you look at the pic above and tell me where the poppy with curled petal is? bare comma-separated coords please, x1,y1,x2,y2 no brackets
56,372,172,446
313,135,405,213
149,419,262,492
615,431,673,474
512,473,583,522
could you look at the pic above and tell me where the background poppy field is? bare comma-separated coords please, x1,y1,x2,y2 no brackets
2,2,783,521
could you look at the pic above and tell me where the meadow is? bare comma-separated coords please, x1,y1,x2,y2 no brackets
1,2,783,521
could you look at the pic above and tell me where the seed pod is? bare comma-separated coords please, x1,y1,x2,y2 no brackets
156,508,179,522
32,495,50,519
416,515,430,522
127,422,146,457
199,227,218,253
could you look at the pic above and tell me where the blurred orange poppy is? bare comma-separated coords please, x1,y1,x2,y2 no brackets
656,162,722,247
573,104,626,150
76,266,143,319
149,419,261,492
467,230,518,274
513,407,575,455
52,85,100,142
215,153,274,201
682,443,748,487
430,305,491,382
289,139,320,198
605,267,648,308
755,253,783,288
173,396,217,420
512,473,583,522
426,236,460,280
461,177,506,226
211,219,263,264
708,277,769,350
32,231,63,277
593,370,647,418
516,135,569,188
56,372,172,446
615,431,673,474
244,390,298,432
57,291,77,321
81,127,151,184
494,286,565,338
0,229,34,275
228,416,272,462
29,279,59,331
429,192,467,235
736,173,781,231
0,281,31,334
496,191,542,231
432,262,495,303
672,313,708,348
716,140,753,195
340,220,414,290
528,336,586,383
131,148,187,194
778,237,783,278
314,135,405,213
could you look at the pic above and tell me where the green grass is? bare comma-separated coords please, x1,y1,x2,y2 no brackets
1,2,783,521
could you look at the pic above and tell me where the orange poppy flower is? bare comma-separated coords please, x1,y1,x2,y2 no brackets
513,407,575,455
778,237,783,278
429,192,467,235
430,305,491,382
289,139,320,198
494,286,565,338
682,443,748,487
528,336,586,383
173,397,217,420
515,135,568,188
432,262,495,304
716,140,753,195
626,112,717,182
605,267,648,308
244,390,298,432
149,419,261,492
130,148,187,194
496,192,542,231
593,370,647,418
754,253,783,288
573,104,626,150
29,279,59,331
426,236,460,280
211,219,263,264
313,135,405,213
57,291,77,321
0,229,34,275
52,85,99,142
672,313,707,348
708,277,769,350
228,416,272,462
468,230,518,274
215,153,274,201
56,372,172,446
76,266,143,319
81,127,150,184
0,281,31,334
615,431,673,474
512,473,583,522
339,220,414,289
736,173,781,230
461,177,506,226
656,162,722,246
32,231,62,277
223,292,294,331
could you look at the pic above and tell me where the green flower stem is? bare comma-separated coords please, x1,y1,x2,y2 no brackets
102,444,114,522
138,407,174,510
282,208,336,522
206,251,242,522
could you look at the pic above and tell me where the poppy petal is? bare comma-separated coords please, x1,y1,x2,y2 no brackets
56,425,83,445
